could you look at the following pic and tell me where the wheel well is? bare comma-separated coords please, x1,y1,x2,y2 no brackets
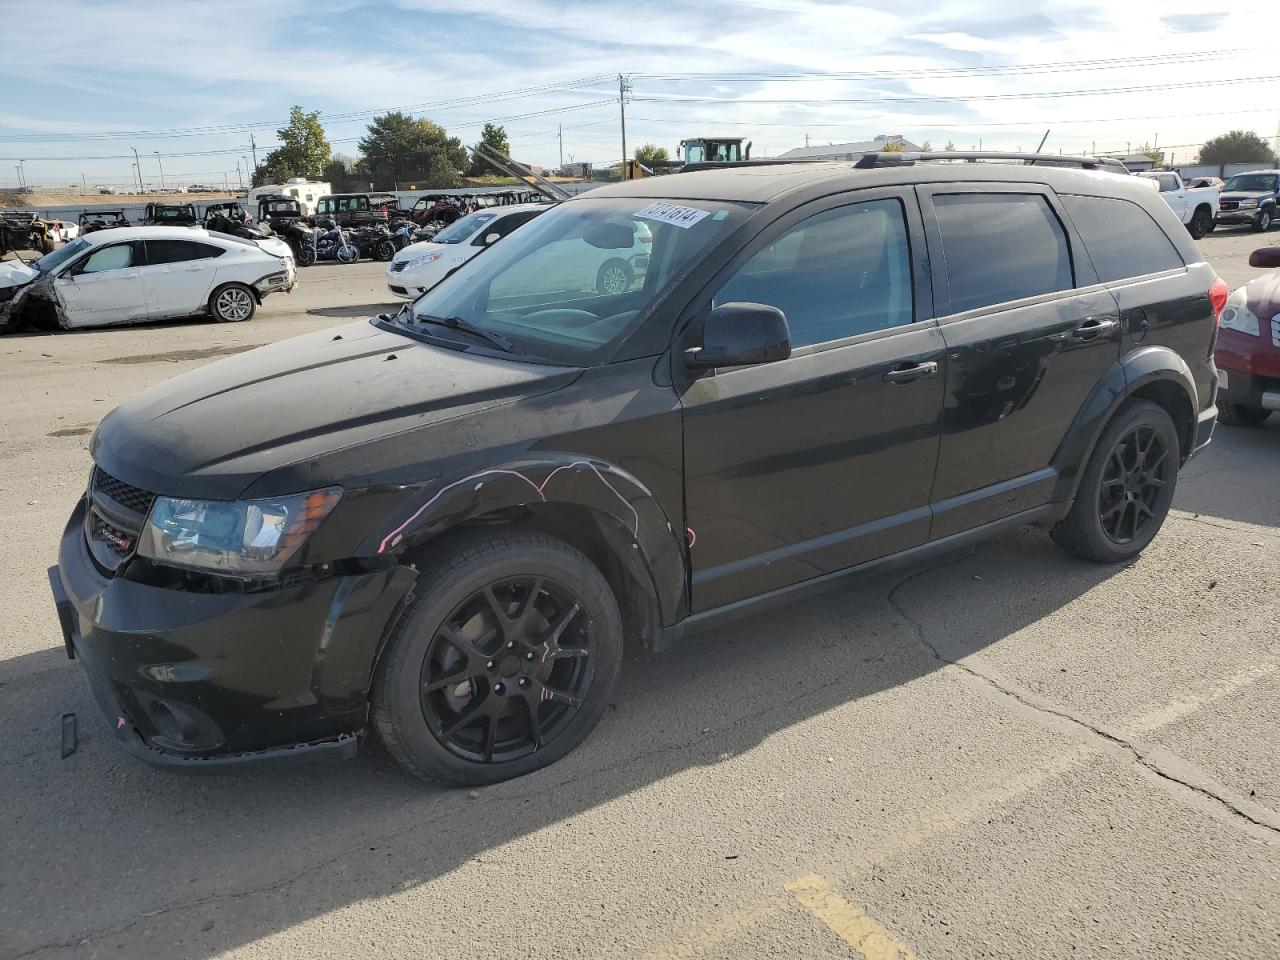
1129,379,1195,460
1193,203,1212,218
397,503,662,653
210,280,261,306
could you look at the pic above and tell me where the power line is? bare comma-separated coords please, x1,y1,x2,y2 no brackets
631,74,1280,107
0,75,615,143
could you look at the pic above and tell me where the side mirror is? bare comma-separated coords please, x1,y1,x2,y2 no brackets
686,302,791,369
1249,248,1280,268
483,232,501,245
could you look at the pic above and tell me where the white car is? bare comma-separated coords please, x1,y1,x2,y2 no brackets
0,226,295,332
49,220,79,243
386,204,549,299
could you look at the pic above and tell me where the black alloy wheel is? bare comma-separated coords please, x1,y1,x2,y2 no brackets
1051,399,1179,563
373,531,623,784
1096,424,1171,545
420,576,594,763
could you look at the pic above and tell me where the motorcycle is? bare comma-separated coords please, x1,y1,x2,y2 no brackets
349,224,398,262
312,222,361,264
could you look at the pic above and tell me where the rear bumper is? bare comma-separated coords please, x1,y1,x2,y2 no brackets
51,500,414,770
1217,363,1280,411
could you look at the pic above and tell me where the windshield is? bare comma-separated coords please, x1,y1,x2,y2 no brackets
433,212,496,244
34,237,90,273
404,196,753,365
1224,174,1278,192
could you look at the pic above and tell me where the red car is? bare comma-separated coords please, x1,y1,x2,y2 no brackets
1215,246,1280,425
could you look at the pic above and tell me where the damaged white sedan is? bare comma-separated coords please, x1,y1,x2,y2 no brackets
0,226,295,333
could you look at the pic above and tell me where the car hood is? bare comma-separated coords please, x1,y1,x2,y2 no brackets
0,260,37,290
1221,191,1273,201
392,240,450,264
91,319,580,500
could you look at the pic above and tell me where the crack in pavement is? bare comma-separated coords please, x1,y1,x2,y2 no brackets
886,561,1280,841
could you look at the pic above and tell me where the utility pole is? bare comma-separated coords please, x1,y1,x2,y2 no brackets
236,162,244,190
618,73,629,179
224,172,230,191
558,124,563,170
14,165,22,190
81,173,86,191
250,133,259,177
153,151,164,191
804,133,810,148
131,147,144,193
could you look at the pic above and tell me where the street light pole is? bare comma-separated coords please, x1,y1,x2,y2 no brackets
153,151,164,191
236,162,244,190
131,146,143,193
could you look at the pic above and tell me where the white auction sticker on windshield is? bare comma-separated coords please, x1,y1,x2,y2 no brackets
634,201,711,229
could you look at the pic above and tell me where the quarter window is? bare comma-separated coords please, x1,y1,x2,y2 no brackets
1060,195,1184,283
932,193,1073,313
713,198,914,348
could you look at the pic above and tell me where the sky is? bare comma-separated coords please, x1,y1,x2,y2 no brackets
1,0,1277,189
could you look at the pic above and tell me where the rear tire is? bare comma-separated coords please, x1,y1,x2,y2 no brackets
1217,401,1271,427
1051,399,1179,563
376,240,397,261
595,259,633,295
1188,207,1212,240
372,531,623,785
208,283,256,323
297,245,316,267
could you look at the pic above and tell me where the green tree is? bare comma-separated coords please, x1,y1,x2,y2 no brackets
1137,142,1165,166
943,140,956,152
323,154,361,193
1197,130,1275,165
358,112,468,189
468,123,512,175
256,106,331,185
919,140,932,152
633,143,670,166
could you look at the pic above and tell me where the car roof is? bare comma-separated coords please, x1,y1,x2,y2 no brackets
584,160,1159,206
78,226,230,245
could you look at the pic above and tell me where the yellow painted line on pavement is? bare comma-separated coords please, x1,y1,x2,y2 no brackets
1125,662,1276,736
786,874,916,960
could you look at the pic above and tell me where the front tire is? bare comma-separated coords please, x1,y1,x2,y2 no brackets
208,283,256,323
372,531,623,785
1255,209,1274,232
376,240,397,261
296,244,317,267
1051,399,1179,563
1218,401,1271,427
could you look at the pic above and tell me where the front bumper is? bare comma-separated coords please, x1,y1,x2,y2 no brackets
51,499,414,770
1215,207,1265,226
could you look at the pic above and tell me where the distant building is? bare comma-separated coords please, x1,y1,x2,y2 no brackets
559,162,592,178
1115,154,1159,172
774,134,922,162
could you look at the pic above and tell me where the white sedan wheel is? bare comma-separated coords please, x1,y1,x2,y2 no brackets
211,285,256,323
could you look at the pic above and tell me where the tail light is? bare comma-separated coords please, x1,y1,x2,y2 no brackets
1209,277,1229,321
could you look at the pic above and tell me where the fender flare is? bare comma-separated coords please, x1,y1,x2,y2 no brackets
370,454,687,624
1051,345,1198,504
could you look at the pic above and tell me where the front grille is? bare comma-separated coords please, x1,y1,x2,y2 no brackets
1220,200,1239,211
93,469,155,515
86,468,156,572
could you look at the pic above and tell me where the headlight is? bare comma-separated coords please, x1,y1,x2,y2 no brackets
1218,287,1260,336
407,251,444,268
1239,199,1259,209
138,487,342,575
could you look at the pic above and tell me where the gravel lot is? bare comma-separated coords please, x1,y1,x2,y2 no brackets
2,230,1278,960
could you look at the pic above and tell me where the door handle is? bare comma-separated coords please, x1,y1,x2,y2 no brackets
1072,317,1119,341
883,360,939,384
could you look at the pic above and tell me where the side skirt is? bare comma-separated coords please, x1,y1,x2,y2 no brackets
656,502,1065,651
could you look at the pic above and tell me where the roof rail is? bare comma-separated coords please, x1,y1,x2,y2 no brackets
854,151,1130,173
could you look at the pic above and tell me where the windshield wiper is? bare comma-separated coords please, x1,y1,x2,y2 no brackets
417,314,523,354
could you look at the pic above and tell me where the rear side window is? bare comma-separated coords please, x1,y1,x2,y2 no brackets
714,197,914,348
932,193,1073,314
1060,195,1184,283
145,239,224,265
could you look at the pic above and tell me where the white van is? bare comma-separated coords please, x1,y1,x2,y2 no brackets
245,178,331,217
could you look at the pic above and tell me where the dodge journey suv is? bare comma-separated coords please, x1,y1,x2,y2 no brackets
50,153,1221,784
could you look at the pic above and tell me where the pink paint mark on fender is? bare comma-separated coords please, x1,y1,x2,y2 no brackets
116,716,126,729
377,461,641,554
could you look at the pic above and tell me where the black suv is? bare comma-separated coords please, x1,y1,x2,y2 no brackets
49,154,1222,784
